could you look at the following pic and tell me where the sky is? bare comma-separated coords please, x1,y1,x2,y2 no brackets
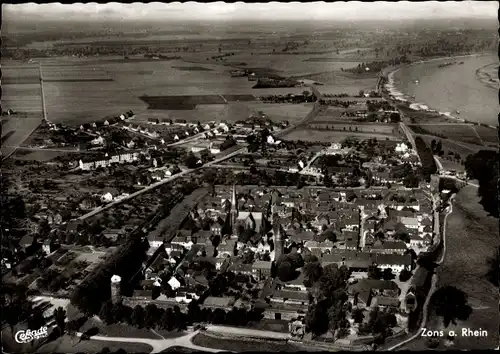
3,1,498,22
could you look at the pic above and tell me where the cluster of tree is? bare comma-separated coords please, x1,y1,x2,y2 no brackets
304,262,352,339
70,237,150,315
343,56,411,74
430,139,444,155
99,300,264,330
253,78,298,89
258,91,316,104
464,150,499,217
220,136,237,151
430,286,473,328
322,93,350,98
1,284,35,331
318,99,360,108
275,252,304,282
414,137,437,181
368,265,396,281
358,306,398,345
366,100,394,112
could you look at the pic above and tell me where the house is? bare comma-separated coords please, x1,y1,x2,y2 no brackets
101,187,120,202
165,243,184,256
271,290,309,306
395,143,409,153
370,241,407,255
348,279,399,308
375,254,412,274
91,136,105,145
168,276,182,290
210,142,222,154
19,235,34,250
229,263,253,276
42,240,52,255
277,272,307,292
252,260,272,281
79,159,95,171
400,216,419,230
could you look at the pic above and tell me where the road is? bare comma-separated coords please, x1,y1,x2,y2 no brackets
399,122,417,153
433,156,444,173
433,155,479,188
2,146,82,153
387,195,455,351
77,148,246,221
205,325,289,340
76,330,223,353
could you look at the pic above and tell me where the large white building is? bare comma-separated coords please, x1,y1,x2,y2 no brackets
78,152,140,170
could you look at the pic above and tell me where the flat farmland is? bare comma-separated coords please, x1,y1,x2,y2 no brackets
409,124,484,146
308,122,399,135
298,73,378,95
134,102,314,124
41,64,113,81
1,83,43,114
1,66,40,84
1,66,44,157
284,128,401,142
100,60,260,96
473,126,499,145
206,52,362,77
43,81,148,125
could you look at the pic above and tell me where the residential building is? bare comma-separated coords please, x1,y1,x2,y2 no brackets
252,260,272,280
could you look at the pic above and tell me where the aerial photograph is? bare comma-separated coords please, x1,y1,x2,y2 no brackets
1,1,498,353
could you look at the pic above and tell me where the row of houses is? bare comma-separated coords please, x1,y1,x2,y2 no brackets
78,151,141,170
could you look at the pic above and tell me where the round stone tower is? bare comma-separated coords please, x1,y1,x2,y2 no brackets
110,275,122,304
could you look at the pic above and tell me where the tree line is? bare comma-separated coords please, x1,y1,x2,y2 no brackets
94,300,264,331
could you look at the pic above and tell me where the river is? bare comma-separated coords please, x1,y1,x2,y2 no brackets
387,54,498,126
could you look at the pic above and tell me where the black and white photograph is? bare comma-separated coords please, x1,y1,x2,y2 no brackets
1,1,499,353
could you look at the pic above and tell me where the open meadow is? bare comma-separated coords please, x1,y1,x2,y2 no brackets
473,125,499,145
408,124,484,146
284,128,401,142
308,122,399,135
36,334,153,354
1,65,44,156
134,102,314,125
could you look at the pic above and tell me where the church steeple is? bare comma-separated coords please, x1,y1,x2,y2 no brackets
231,184,239,229
273,214,284,261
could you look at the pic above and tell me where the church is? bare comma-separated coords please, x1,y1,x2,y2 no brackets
227,184,284,260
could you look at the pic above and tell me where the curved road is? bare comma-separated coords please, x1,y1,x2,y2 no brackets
387,194,455,351
76,330,223,353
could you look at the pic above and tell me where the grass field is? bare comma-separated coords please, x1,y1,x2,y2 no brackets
284,128,401,142
436,156,465,173
308,123,398,135
473,125,499,145
402,185,499,351
419,135,483,161
36,334,153,353
134,102,313,125
408,124,484,146
191,333,303,352
80,317,186,340
43,80,148,125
